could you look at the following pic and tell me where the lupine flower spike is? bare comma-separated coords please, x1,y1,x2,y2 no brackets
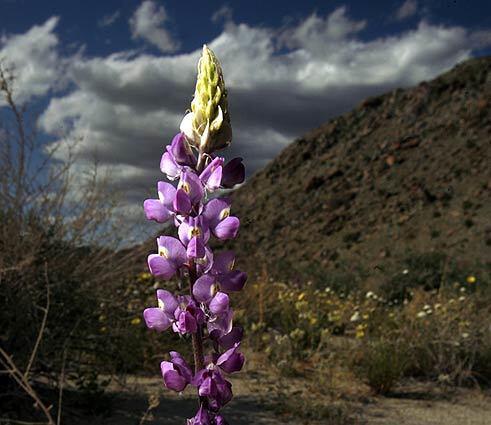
143,44,246,424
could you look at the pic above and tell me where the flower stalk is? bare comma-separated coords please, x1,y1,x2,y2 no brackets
142,45,246,425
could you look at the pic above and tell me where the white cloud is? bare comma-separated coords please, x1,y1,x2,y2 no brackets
395,0,418,21
24,7,489,232
129,0,179,53
281,6,366,51
0,17,62,104
212,5,233,24
98,10,121,28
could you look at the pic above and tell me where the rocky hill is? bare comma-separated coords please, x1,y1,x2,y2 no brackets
228,56,491,284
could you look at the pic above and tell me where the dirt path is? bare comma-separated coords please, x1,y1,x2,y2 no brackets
360,385,491,425
71,375,288,425
68,375,491,424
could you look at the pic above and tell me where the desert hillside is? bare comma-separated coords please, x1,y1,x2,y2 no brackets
229,56,491,282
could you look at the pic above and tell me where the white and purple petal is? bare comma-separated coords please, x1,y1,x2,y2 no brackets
143,307,172,332
209,292,229,315
143,199,171,223
160,151,180,180
147,254,176,279
157,236,187,268
156,289,178,316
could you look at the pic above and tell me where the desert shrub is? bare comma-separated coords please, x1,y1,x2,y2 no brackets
380,251,447,302
239,259,491,390
397,287,491,385
0,62,142,421
353,339,408,394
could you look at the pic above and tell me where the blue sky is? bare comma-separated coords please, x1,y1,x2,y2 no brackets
1,0,490,237
2,1,491,56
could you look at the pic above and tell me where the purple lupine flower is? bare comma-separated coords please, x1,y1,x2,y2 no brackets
147,236,187,279
143,289,178,332
161,351,193,392
142,45,246,424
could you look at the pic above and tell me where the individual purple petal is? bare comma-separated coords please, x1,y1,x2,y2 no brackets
202,198,231,229
157,181,177,210
191,368,207,387
179,170,204,204
170,133,196,166
143,199,171,223
161,361,187,392
200,157,224,191
156,289,178,316
196,246,214,275
215,378,233,407
199,376,217,397
222,157,245,188
209,292,229,315
214,216,239,240
187,299,205,325
148,254,176,279
173,188,192,215
218,327,244,350
143,307,172,332
207,308,233,337
176,310,198,334
187,236,205,259
212,251,235,275
157,236,187,268
207,166,222,191
169,351,193,382
193,274,217,303
160,151,180,180
217,343,245,374
219,270,247,292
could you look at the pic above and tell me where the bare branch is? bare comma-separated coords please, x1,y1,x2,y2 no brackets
24,262,50,379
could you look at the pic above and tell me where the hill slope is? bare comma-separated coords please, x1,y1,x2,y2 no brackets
229,56,491,283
